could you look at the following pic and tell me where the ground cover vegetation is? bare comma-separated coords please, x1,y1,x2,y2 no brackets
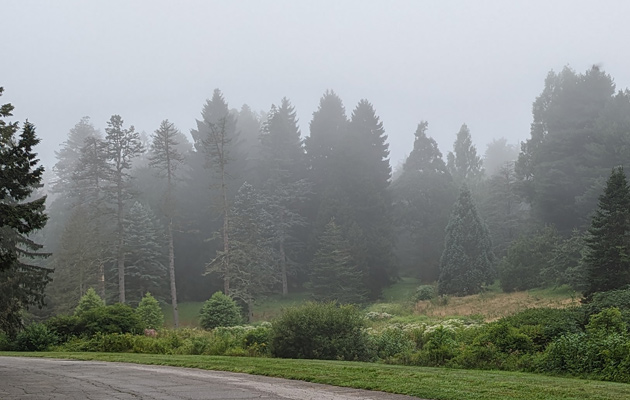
4,65,630,391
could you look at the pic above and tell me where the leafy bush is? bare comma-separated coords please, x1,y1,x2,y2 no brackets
199,292,242,330
501,307,581,348
372,325,415,359
417,325,458,366
14,323,58,351
414,285,436,301
243,324,271,356
582,288,630,327
81,304,144,336
0,331,12,350
45,315,85,342
270,302,373,361
136,292,164,329
472,321,533,354
586,307,626,337
74,288,105,316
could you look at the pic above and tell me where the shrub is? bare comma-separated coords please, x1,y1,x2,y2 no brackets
582,288,630,327
136,292,164,329
414,285,436,301
14,323,58,351
81,304,144,336
0,331,12,350
199,292,242,330
501,307,582,347
472,321,533,354
586,307,627,337
45,315,85,342
270,302,373,361
243,324,271,356
416,325,458,366
372,325,415,359
74,288,105,316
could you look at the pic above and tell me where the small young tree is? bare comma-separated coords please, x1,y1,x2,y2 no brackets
583,167,630,297
199,291,242,330
438,186,495,296
74,287,105,316
136,292,164,330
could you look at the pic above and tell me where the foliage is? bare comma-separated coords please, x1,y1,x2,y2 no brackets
309,219,367,304
0,87,51,337
14,323,58,351
447,124,484,183
583,167,630,297
45,315,85,343
80,304,144,336
371,324,415,359
199,292,242,330
414,285,436,301
498,227,560,292
438,186,495,296
270,301,373,361
501,307,582,348
74,287,105,316
136,292,164,329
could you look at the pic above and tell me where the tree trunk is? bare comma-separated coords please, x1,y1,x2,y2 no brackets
280,209,288,296
99,263,106,304
222,178,230,295
168,219,179,328
117,184,125,304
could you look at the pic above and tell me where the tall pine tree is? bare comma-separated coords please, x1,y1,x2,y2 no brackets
438,185,495,296
583,167,630,297
447,124,484,184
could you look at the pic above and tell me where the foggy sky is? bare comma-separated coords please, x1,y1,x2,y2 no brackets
3,0,630,173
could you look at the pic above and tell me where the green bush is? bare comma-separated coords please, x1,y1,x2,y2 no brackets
45,315,85,342
74,288,105,316
414,285,436,301
243,324,271,356
14,323,58,351
582,288,630,328
199,292,242,330
270,302,373,361
501,307,582,348
136,292,164,329
472,321,533,354
81,304,144,336
372,325,415,359
0,331,12,350
586,307,627,337
419,325,458,366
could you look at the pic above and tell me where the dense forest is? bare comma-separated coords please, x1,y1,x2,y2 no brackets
4,65,630,332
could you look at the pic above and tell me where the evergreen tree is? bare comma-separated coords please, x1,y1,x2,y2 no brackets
483,137,519,177
104,115,144,303
309,219,366,304
74,287,105,316
192,89,241,295
438,186,495,296
136,292,164,329
0,87,51,336
447,124,484,184
583,167,630,297
391,122,456,281
259,98,310,295
124,201,167,305
148,119,185,327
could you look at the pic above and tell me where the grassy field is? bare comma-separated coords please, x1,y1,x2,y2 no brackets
2,351,628,400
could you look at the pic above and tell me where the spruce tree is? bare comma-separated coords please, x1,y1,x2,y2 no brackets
0,87,51,336
583,167,630,297
391,122,456,281
438,186,495,296
309,219,366,304
447,124,484,184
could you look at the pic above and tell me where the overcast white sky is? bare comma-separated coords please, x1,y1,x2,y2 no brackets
3,0,630,171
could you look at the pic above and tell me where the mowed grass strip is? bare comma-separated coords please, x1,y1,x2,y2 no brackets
2,352,628,400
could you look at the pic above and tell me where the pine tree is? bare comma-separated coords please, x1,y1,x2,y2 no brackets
0,87,51,336
583,167,630,297
104,115,144,303
309,219,366,304
447,124,484,184
148,119,185,327
124,201,167,305
438,185,495,296
259,98,310,295
391,122,456,281
136,292,164,329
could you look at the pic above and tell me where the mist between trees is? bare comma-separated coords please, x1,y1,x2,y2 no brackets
4,65,630,333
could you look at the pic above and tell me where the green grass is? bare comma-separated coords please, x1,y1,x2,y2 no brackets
381,277,421,301
162,302,204,328
2,352,629,400
251,292,311,322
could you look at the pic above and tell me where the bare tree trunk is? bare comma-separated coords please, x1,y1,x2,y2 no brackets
280,209,288,296
222,176,230,295
247,298,254,323
99,262,106,303
117,185,125,304
168,218,179,328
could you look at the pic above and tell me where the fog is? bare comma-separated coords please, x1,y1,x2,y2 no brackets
3,0,630,169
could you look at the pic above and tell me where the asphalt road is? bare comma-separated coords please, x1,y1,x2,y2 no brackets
0,356,423,400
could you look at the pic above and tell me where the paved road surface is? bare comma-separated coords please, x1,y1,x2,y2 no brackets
0,357,423,400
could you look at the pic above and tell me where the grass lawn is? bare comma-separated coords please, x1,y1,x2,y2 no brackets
2,352,628,400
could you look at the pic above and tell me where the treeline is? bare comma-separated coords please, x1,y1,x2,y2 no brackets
40,65,630,322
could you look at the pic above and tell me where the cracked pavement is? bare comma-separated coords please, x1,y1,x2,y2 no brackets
0,357,424,399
